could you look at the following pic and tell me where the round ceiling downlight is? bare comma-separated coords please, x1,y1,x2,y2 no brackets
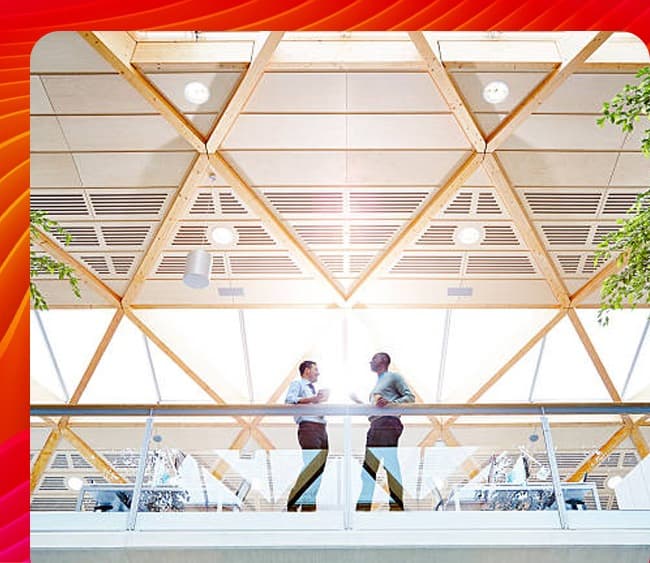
211,226,237,246
184,81,210,105
483,80,509,104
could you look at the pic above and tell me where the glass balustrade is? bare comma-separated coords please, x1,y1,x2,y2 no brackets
30,404,650,532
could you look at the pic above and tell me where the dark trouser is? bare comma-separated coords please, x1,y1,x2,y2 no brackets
357,416,404,511
287,421,329,511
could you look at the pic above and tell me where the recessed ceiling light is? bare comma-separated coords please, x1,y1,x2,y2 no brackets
455,225,483,245
483,80,509,104
67,476,84,491
184,81,210,105
211,226,236,246
606,475,622,490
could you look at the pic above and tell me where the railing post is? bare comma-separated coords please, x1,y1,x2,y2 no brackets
541,411,568,529
126,413,155,531
343,409,352,530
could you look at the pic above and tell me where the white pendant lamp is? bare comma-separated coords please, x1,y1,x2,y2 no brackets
183,249,212,289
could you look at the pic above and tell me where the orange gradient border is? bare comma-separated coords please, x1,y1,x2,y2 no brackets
3,1,649,560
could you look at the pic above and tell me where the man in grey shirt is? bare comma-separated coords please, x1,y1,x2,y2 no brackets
353,352,414,511
285,360,329,511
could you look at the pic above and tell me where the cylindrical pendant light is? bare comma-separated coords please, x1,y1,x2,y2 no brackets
183,249,212,289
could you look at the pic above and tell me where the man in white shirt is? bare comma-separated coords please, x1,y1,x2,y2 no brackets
284,360,329,512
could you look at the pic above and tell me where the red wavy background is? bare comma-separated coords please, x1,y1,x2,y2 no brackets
2,1,648,560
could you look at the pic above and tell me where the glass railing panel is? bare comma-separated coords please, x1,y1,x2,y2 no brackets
30,415,148,529
134,415,343,515
545,413,648,515
408,414,557,514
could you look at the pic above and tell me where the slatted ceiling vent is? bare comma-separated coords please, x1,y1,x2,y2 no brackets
541,225,591,246
557,254,581,275
593,224,620,244
444,191,472,214
417,225,456,245
350,225,400,245
189,191,216,215
582,253,601,275
188,191,249,216
349,254,375,274
466,255,536,275
481,225,519,246
294,225,344,246
156,255,185,275
173,225,210,246
265,192,344,214
89,193,169,216
80,255,110,276
233,225,275,246
211,255,226,275
40,476,67,492
112,255,135,275
602,192,648,214
318,254,344,274
70,453,91,469
219,192,247,215
391,255,463,275
477,191,502,214
30,193,89,216
101,225,151,247
229,255,301,275
30,497,77,512
349,191,428,214
51,453,69,469
524,192,602,215
52,225,99,247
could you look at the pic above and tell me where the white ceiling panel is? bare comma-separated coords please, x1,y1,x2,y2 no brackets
347,151,469,185
245,73,346,112
474,113,504,137
31,32,115,73
30,76,54,114
463,167,492,187
187,113,219,136
347,73,447,112
73,152,195,187
224,115,346,149
451,72,548,113
497,152,619,186
41,75,155,114
57,116,190,151
30,117,68,151
31,153,81,187
501,115,627,150
348,115,470,149
146,72,241,113
610,153,650,186
585,33,650,63
224,151,346,185
537,73,638,114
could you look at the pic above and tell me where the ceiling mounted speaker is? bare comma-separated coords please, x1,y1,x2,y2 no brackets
183,249,212,289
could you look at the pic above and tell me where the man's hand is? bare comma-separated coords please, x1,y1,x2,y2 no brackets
315,389,329,403
349,392,363,404
375,396,391,407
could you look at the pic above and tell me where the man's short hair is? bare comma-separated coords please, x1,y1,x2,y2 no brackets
299,360,316,376
376,352,391,367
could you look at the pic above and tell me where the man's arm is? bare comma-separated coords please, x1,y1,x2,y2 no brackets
285,381,320,404
392,373,415,403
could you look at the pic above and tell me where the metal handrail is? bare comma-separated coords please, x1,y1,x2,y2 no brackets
30,402,650,417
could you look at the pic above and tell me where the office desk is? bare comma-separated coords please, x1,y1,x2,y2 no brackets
448,483,600,511
76,484,190,512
